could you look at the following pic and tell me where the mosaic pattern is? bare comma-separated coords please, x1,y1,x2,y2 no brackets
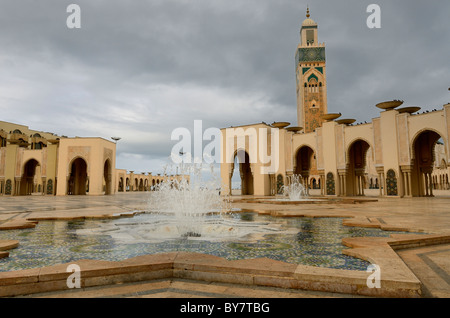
5,179,12,195
46,179,53,195
0,213,413,273
296,47,326,63
277,174,284,194
386,169,398,196
326,172,335,195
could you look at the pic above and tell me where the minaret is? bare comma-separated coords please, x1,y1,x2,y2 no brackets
295,7,328,133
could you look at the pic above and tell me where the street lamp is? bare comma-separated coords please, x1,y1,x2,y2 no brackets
111,137,121,143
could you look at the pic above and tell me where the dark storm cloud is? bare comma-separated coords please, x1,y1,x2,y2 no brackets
0,0,448,172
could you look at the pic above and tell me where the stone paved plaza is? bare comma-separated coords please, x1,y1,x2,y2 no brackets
0,192,449,298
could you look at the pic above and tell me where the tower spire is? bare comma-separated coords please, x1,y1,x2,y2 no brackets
296,8,327,132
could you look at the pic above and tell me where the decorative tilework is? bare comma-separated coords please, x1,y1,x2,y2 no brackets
326,172,335,195
386,169,398,196
296,47,326,63
0,214,419,272
277,174,284,195
46,179,53,195
308,73,319,82
5,179,12,195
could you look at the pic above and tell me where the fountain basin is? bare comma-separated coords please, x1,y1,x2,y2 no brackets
0,212,404,273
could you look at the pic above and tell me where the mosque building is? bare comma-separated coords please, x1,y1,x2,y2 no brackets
0,121,183,196
220,9,450,198
0,9,447,198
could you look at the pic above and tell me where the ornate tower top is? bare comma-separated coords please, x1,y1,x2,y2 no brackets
295,8,328,132
302,6,317,28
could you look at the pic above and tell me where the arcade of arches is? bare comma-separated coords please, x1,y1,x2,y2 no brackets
0,121,189,196
220,10,450,199
220,107,450,199
115,170,187,193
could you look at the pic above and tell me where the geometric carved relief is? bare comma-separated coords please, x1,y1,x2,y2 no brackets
397,115,410,165
41,148,48,177
316,128,324,169
0,148,5,176
15,148,24,177
104,148,113,164
372,119,383,165
67,146,91,174
336,125,345,169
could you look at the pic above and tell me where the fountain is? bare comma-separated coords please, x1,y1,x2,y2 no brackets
281,175,308,201
147,163,229,238
0,162,403,273
76,163,296,243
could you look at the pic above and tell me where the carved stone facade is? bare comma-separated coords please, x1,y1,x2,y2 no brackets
220,10,449,199
0,121,117,196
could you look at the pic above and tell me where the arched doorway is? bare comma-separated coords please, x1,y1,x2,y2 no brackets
103,159,112,195
118,177,124,192
231,150,254,195
68,158,88,195
294,146,315,194
346,140,371,196
411,130,443,197
20,159,40,195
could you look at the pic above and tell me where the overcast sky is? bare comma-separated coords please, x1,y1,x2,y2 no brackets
0,0,449,175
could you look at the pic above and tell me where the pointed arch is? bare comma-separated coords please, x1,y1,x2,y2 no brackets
411,130,444,197
20,159,41,195
68,157,88,195
103,159,112,195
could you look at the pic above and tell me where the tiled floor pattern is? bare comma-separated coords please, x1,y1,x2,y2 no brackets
397,244,450,298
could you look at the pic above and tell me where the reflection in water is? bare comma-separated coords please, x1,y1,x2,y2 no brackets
0,213,410,273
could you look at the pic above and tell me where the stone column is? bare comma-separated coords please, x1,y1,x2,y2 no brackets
376,167,385,197
427,172,434,197
359,175,365,196
400,166,412,197
14,177,21,196
66,176,71,195
305,176,310,196
228,163,234,195
42,177,47,196
337,170,347,197
407,172,411,196
317,173,325,196
338,175,342,196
